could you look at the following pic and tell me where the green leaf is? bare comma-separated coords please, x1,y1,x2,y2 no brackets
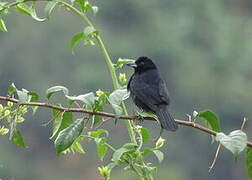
71,141,85,154
62,135,86,154
9,117,26,148
112,148,129,162
74,0,92,12
245,147,252,179
55,118,84,155
66,92,96,108
113,58,135,69
46,86,69,99
60,112,74,130
51,110,73,139
17,89,30,103
216,130,247,156
11,129,26,148
140,127,151,144
17,3,46,22
153,150,164,163
92,102,103,126
95,138,108,161
143,148,154,156
0,18,7,32
89,129,108,138
28,92,39,102
108,89,129,117
16,3,31,16
92,94,109,126
71,135,86,154
122,143,138,149
198,110,221,132
44,1,58,19
70,32,84,53
8,83,17,95
50,109,63,139
28,92,39,114
92,91,109,126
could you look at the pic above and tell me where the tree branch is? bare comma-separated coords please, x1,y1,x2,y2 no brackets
1,95,251,147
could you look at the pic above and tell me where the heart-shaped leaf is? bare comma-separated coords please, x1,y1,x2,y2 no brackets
216,130,247,156
108,89,128,117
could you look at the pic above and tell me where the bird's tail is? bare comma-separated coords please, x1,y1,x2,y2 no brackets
156,106,178,131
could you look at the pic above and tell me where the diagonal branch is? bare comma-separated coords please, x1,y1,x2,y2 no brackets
0,95,252,147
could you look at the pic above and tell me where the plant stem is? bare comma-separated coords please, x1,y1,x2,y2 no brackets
60,1,137,144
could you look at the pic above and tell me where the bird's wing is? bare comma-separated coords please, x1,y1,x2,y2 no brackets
158,80,170,105
131,81,166,110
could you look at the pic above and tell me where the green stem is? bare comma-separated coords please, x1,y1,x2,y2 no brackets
60,1,137,144
95,36,119,88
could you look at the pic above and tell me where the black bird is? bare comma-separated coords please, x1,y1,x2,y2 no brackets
127,56,178,131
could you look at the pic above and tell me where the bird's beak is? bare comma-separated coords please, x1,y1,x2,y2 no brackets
126,62,137,68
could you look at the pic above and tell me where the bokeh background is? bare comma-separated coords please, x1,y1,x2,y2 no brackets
1,0,252,179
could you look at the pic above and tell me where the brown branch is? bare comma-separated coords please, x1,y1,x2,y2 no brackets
0,95,252,147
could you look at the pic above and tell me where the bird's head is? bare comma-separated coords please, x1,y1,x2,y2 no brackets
127,56,157,73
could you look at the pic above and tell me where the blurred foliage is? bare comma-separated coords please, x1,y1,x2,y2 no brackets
1,0,252,179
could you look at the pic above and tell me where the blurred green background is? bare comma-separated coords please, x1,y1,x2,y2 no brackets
1,0,252,179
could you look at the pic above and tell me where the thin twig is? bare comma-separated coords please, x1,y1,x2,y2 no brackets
1,95,252,147
209,143,221,172
241,117,248,131
95,117,113,129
